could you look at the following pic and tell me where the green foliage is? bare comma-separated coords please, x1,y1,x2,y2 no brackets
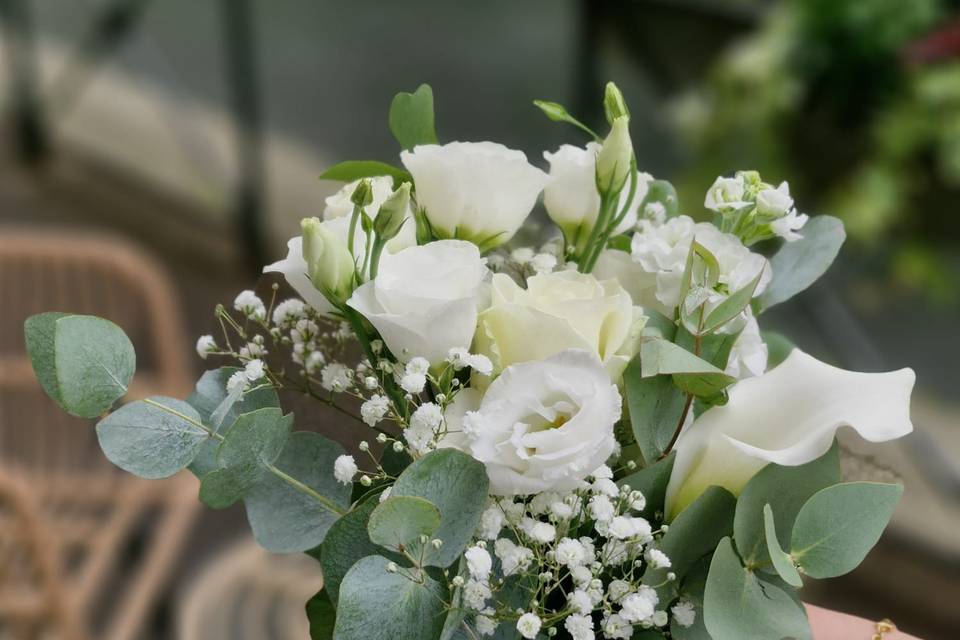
755,215,846,312
25,313,135,418
95,397,208,479
243,431,351,553
389,84,438,150
319,160,412,188
368,496,442,552
306,589,336,640
791,482,902,578
763,504,803,587
333,555,447,640
670,558,712,640
638,337,736,397
622,452,675,520
761,331,796,369
704,538,811,640
532,99,599,140
313,499,393,605
699,270,764,335
217,407,293,469
186,368,280,476
733,443,840,569
391,449,489,567
638,179,679,219
623,359,687,464
198,461,260,509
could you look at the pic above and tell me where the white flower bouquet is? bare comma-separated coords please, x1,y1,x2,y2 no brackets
23,83,915,640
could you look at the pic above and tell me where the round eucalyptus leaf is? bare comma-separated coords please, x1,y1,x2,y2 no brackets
217,407,292,469
199,461,264,509
763,504,802,587
368,495,441,552
96,397,207,479
790,482,902,579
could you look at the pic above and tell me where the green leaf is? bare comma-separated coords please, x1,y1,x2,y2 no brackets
670,558,712,640
25,313,136,418
763,504,802,587
733,443,840,568
391,449,489,567
186,368,280,476
640,337,724,379
314,498,392,605
96,397,208,479
756,215,846,312
703,538,811,640
675,326,740,373
318,160,412,187
198,461,261,509
790,482,902,579
389,84,438,150
622,452,675,520
700,270,764,335
217,407,293,469
623,358,687,463
333,555,447,640
644,486,735,596
762,331,795,370
306,588,336,640
641,309,677,341
368,496,441,552
243,431,351,553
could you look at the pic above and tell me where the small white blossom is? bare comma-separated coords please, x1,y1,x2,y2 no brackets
226,371,248,394
404,402,443,453
550,501,574,520
400,372,427,394
567,590,592,615
446,347,493,376
463,579,491,611
644,201,667,224
272,298,306,325
305,351,325,374
607,579,630,603
645,548,671,569
671,600,696,628
360,394,390,426
477,504,505,540
320,363,351,391
378,486,392,503
592,478,619,498
333,455,357,484
570,565,592,587
565,614,595,640
619,586,658,624
602,540,629,565
465,545,492,582
628,490,646,512
588,495,615,522
364,375,379,390
770,208,809,242
601,613,632,640
195,335,216,359
234,290,266,320
522,519,556,544
555,538,587,567
244,359,265,382
516,612,542,639
652,611,669,627
498,498,525,525
475,615,497,636
494,538,533,576
510,247,535,264
405,357,430,376
531,252,557,274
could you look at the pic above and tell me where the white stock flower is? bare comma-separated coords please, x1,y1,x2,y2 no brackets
347,240,488,365
400,142,548,249
476,271,643,382
516,612,542,639
458,349,621,495
195,335,216,359
542,142,653,239
322,176,416,252
333,455,358,484
666,350,915,518
704,175,749,213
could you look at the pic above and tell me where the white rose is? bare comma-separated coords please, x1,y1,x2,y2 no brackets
543,142,653,241
400,142,549,249
666,350,915,518
476,270,643,382
704,175,749,213
346,240,488,365
459,349,621,495
323,176,416,252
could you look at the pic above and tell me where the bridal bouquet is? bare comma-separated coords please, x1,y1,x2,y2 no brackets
24,83,915,640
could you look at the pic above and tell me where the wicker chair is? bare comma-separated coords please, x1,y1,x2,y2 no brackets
0,228,199,640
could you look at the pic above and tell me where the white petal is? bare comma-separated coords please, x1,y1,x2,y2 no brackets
263,236,335,314
665,349,914,518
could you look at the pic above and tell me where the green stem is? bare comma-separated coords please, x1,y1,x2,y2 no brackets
347,203,362,257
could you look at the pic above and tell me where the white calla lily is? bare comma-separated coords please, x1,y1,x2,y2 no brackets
665,349,915,519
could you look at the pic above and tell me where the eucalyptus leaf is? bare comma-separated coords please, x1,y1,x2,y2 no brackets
623,358,687,464
25,313,136,418
243,431,351,553
306,588,336,640
791,482,902,579
670,557,712,640
391,449,489,567
389,84,438,150
637,179,679,219
756,215,845,312
96,397,208,479
622,451,675,520
763,504,803,587
318,160,412,187
675,326,740,372
199,461,262,509
368,495,441,552
217,407,293,469
703,538,811,640
733,443,840,568
700,270,764,335
333,555,447,640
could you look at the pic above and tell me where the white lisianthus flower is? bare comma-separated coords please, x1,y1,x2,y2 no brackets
347,240,489,365
322,176,417,252
592,248,665,316
542,142,653,240
476,271,644,382
704,175,749,213
666,350,915,518
333,455,358,485
458,349,621,495
400,142,549,249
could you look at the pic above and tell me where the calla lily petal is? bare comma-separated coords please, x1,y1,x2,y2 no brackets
665,349,914,519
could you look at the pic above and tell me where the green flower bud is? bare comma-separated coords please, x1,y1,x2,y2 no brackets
350,178,374,207
374,182,411,241
596,116,632,194
603,81,629,123
301,217,355,303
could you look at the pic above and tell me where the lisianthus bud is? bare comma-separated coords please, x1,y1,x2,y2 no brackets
350,178,374,207
596,116,632,194
603,81,629,123
301,217,355,303
374,182,411,241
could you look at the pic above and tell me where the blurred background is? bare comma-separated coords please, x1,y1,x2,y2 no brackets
0,0,958,638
